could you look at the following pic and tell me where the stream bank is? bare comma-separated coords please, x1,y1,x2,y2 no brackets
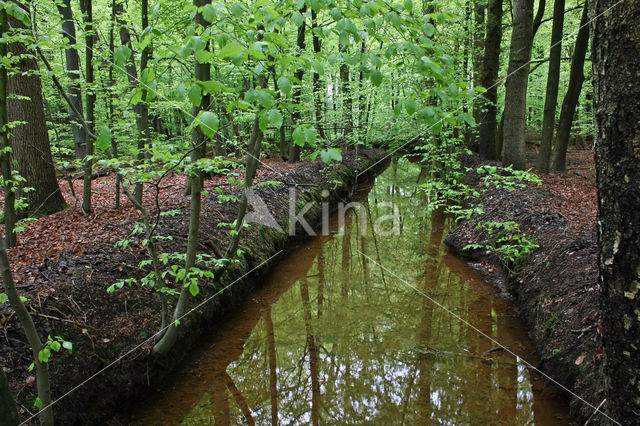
444,150,604,423
0,148,388,424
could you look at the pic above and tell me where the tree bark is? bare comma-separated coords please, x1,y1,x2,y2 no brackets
470,0,485,151
592,1,640,421
288,5,306,163
56,0,86,159
7,16,65,217
551,2,588,172
502,0,534,170
81,0,95,213
0,365,19,426
477,0,503,160
536,0,564,173
0,8,16,247
311,9,326,141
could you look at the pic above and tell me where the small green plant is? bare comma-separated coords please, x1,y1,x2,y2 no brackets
477,165,543,190
464,220,539,266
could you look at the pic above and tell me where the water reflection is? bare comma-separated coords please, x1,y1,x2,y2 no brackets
128,158,570,425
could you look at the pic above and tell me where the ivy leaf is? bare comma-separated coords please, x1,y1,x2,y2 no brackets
96,126,112,152
199,111,219,138
277,77,292,96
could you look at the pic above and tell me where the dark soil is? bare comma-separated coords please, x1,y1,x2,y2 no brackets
444,149,605,424
0,148,388,425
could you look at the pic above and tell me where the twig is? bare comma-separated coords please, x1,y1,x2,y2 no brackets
584,398,607,425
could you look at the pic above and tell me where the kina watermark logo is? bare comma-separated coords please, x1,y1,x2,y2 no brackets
243,187,400,237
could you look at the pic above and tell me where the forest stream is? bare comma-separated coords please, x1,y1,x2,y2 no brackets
125,158,572,425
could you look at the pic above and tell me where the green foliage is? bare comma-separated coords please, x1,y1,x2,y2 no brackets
464,221,540,266
28,335,73,372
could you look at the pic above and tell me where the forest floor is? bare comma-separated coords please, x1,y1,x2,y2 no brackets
445,146,603,423
0,149,387,424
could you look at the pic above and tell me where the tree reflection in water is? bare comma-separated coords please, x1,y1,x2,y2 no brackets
130,158,570,425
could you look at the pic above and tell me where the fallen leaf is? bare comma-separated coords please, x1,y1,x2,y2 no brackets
575,355,586,365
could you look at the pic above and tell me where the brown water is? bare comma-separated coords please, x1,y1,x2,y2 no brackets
128,159,572,425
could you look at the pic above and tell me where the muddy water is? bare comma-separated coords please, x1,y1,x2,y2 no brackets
128,159,571,425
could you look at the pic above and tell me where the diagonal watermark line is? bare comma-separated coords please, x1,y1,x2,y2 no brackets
19,250,283,425
356,249,622,425
356,0,624,179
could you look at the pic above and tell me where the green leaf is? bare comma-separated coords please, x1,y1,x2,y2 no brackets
229,3,244,17
0,293,7,303
404,99,417,115
62,341,73,352
245,89,273,108
292,126,306,147
38,347,51,363
199,111,219,138
330,7,342,20
267,109,283,129
34,397,42,410
96,126,112,152
114,45,131,68
277,77,292,96
370,69,382,86
202,4,217,22
292,11,304,27
195,49,213,64
417,106,435,121
218,41,244,59
422,22,435,37
5,2,31,26
130,88,143,105
188,84,202,107
320,148,342,164
50,341,61,352
189,281,199,297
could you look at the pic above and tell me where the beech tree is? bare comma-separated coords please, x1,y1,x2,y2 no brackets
592,0,640,421
501,0,534,170
7,12,65,217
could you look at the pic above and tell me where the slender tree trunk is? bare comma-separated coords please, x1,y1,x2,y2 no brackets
592,1,640,421
551,2,588,172
536,0,564,173
0,8,16,247
152,0,211,357
477,0,503,160
0,245,53,426
114,0,147,203
7,16,65,217
81,0,95,213
109,0,121,207
502,0,534,170
56,0,86,159
311,9,326,141
288,5,306,163
532,0,546,37
339,47,353,142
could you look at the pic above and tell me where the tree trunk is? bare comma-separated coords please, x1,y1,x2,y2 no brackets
502,0,534,170
311,9,326,141
288,5,306,163
551,2,588,172
7,16,65,217
0,366,19,426
477,0,502,160
0,8,16,247
470,0,485,151
592,1,640,421
536,0,564,173
56,0,86,159
81,0,95,213
340,48,352,140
